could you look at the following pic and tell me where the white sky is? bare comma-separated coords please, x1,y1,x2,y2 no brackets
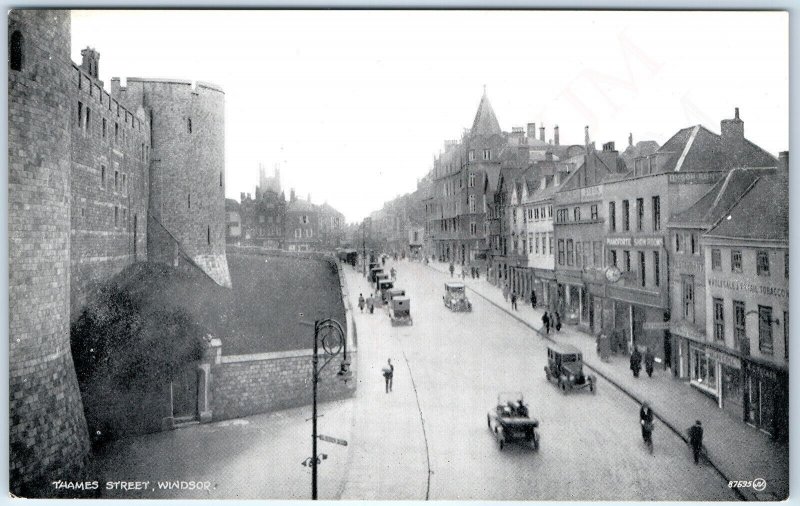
71,10,788,223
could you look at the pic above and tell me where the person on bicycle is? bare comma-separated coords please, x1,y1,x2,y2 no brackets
640,402,654,445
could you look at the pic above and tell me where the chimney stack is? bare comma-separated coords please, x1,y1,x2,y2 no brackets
539,125,545,142
778,151,789,173
585,125,590,146
721,107,744,157
527,123,536,140
554,125,560,146
603,141,616,152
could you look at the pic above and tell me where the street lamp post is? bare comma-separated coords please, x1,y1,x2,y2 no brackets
301,317,349,500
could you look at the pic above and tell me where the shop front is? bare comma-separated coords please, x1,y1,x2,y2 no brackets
742,360,788,440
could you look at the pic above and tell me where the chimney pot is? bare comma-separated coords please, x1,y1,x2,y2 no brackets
735,107,740,120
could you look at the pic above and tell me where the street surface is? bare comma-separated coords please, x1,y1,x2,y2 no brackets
342,259,738,501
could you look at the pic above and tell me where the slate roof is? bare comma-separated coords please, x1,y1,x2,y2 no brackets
704,170,788,242
654,125,776,173
471,91,502,137
670,168,766,228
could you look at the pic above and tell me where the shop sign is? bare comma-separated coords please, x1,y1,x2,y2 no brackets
704,348,741,369
580,185,603,200
643,322,671,330
745,363,778,382
707,278,789,298
668,172,724,185
674,255,703,274
606,236,664,248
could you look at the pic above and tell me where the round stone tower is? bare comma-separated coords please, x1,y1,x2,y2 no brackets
117,78,230,287
8,10,90,496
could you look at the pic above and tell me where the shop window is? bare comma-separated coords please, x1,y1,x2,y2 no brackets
757,250,770,276
758,305,773,354
10,31,23,71
713,298,725,341
731,250,742,273
711,249,721,271
690,346,717,392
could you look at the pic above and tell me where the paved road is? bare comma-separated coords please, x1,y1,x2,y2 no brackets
342,259,738,501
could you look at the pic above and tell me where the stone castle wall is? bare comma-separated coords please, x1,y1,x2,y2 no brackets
8,9,91,496
116,78,231,287
69,65,150,318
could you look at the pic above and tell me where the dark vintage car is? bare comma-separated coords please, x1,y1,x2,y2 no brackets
377,279,394,303
389,296,412,326
544,343,596,394
486,392,540,450
443,282,472,312
369,267,384,283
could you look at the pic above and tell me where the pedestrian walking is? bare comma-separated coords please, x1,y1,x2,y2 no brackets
358,293,365,312
502,284,510,302
367,293,375,314
640,402,655,454
511,291,518,310
644,347,655,378
382,358,394,393
390,267,397,281
449,263,455,278
530,290,537,309
687,420,704,465
542,312,551,334
475,266,480,279
554,311,562,332
630,347,642,378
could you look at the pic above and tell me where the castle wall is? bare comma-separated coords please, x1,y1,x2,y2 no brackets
69,65,150,318
118,78,230,287
8,10,91,496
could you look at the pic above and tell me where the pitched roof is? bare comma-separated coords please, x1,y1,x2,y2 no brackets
654,125,776,173
704,170,788,242
471,91,502,138
670,168,766,228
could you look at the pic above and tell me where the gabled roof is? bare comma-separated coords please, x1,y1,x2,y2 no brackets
670,168,766,229
471,90,502,138
654,125,776,173
704,170,788,242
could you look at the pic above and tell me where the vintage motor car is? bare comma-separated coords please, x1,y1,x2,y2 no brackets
389,296,412,326
486,392,540,450
369,267,384,283
443,282,472,312
386,288,406,302
375,272,390,291
544,343,596,394
377,279,394,303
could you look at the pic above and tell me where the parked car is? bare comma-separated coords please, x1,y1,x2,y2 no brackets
377,279,394,303
487,392,540,450
389,296,412,326
544,343,596,394
443,282,472,312
369,267,384,283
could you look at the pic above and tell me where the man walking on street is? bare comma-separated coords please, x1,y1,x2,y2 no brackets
449,263,455,278
554,311,562,332
511,291,518,310
630,347,642,378
383,358,394,393
367,293,375,314
502,284,510,302
687,420,704,464
644,347,655,378
542,311,551,335
358,293,365,313
530,290,537,309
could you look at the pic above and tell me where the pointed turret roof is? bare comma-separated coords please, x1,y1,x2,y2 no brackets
471,88,502,138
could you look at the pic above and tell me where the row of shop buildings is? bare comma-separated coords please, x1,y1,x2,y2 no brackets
365,91,788,440
226,164,346,252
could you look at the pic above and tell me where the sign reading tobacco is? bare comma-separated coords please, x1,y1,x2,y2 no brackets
707,278,789,298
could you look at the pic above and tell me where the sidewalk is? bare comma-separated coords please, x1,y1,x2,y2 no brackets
427,261,788,501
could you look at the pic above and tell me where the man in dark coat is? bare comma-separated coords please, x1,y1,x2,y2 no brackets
511,291,518,310
554,311,562,332
530,290,537,309
542,312,551,334
449,263,455,278
639,402,654,444
630,347,642,377
644,348,655,377
687,420,704,464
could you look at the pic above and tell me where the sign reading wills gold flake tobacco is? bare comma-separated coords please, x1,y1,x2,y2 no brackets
707,278,789,298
